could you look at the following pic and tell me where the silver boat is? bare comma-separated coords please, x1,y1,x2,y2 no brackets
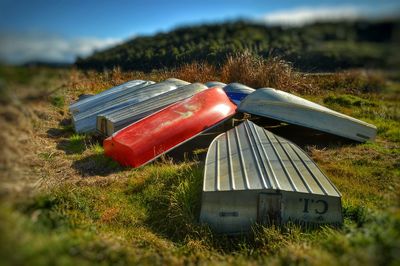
200,120,343,234
69,80,154,115
72,78,190,133
96,83,208,136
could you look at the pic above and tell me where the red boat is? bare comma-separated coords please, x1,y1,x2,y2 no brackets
104,87,237,168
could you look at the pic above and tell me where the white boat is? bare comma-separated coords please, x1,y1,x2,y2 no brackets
72,78,190,133
200,120,343,234
96,83,208,136
69,80,154,115
238,88,377,142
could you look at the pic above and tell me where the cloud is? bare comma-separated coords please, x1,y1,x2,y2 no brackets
0,32,122,64
260,5,399,26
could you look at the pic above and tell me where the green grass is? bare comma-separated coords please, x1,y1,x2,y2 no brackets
0,66,399,265
323,94,377,108
1,161,399,265
66,134,87,154
322,90,400,143
51,95,65,108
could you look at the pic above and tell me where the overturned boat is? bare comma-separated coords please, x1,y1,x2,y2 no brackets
104,87,237,168
96,83,208,136
205,81,226,88
238,88,377,142
69,80,154,115
72,78,190,133
200,120,343,234
223,83,255,105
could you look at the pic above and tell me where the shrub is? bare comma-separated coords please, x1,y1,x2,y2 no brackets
220,51,315,93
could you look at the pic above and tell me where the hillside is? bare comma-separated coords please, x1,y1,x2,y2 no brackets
76,20,400,72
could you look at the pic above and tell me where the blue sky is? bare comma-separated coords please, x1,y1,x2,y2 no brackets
0,0,399,64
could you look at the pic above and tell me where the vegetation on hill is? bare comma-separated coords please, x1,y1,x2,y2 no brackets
0,57,399,265
76,19,400,72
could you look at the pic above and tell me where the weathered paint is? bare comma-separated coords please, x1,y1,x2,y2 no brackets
223,83,255,105
200,120,342,234
103,87,237,168
238,88,377,142
96,83,208,136
72,78,190,133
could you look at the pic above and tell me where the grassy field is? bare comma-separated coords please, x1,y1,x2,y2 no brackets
0,59,399,265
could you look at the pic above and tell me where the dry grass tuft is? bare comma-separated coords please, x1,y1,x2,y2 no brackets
220,51,315,93
65,53,386,98
67,52,318,95
171,62,219,83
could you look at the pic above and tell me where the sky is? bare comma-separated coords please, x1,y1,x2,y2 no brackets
0,0,399,64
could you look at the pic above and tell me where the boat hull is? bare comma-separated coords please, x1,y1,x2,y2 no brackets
96,83,208,136
238,88,377,142
200,120,343,234
205,81,226,88
104,87,237,168
72,79,189,133
69,80,153,115
223,83,255,105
